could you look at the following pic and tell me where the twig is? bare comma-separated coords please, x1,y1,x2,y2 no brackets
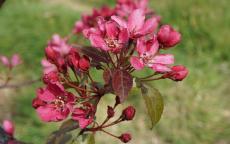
0,79,41,89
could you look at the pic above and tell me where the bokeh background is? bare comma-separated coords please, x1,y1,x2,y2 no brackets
0,0,230,143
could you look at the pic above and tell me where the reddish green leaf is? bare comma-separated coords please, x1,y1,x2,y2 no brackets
112,70,133,103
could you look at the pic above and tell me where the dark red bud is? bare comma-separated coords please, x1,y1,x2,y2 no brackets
45,46,58,62
107,106,115,118
43,71,59,84
79,55,90,71
67,48,80,69
119,133,132,143
122,106,136,121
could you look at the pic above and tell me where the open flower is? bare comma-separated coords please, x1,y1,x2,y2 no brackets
130,36,174,72
111,9,160,38
72,104,95,129
89,20,129,52
33,83,75,122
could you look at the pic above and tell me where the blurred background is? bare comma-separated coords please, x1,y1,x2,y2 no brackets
0,0,230,143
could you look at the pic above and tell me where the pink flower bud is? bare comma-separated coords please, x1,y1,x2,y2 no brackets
163,65,188,81
0,55,10,67
79,55,90,71
157,25,181,48
3,120,14,136
119,133,132,143
11,54,22,67
107,106,115,118
45,46,58,62
122,106,136,121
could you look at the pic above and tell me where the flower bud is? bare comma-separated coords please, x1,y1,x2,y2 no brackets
79,55,90,71
11,54,22,67
107,106,115,118
3,120,14,136
67,49,80,69
163,65,188,81
43,71,59,84
157,25,181,48
119,133,132,143
45,46,58,62
122,106,136,121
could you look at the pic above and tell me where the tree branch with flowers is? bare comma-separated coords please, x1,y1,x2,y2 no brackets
0,0,188,143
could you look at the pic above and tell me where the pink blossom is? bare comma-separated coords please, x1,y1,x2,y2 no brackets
115,0,149,17
163,65,188,81
0,54,22,68
89,20,129,52
111,9,160,38
157,25,181,48
0,55,9,67
3,120,14,136
48,34,71,56
41,59,57,74
11,54,22,67
130,37,174,72
34,83,75,122
72,104,95,129
73,6,115,34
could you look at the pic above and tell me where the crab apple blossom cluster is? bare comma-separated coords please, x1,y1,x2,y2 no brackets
32,0,188,143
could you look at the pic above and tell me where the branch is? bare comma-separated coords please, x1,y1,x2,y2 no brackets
0,78,41,89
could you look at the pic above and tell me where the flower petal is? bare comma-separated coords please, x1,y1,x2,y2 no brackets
153,54,174,65
128,9,145,33
118,28,129,43
37,88,55,102
130,56,144,70
138,17,159,35
111,15,128,28
36,106,57,122
105,21,119,38
151,64,171,72
89,34,108,50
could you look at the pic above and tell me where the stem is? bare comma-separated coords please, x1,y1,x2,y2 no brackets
0,78,40,89
100,129,119,139
107,52,116,68
139,72,158,80
141,76,165,82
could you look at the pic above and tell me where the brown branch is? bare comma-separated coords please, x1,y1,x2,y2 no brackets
0,78,41,89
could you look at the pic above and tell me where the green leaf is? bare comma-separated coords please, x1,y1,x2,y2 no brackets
141,83,164,129
87,134,95,144
46,119,79,144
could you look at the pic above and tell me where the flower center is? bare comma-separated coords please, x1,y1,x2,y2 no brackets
53,96,66,108
140,53,155,66
105,38,119,49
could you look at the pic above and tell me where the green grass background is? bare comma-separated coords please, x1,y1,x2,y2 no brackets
0,0,230,143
